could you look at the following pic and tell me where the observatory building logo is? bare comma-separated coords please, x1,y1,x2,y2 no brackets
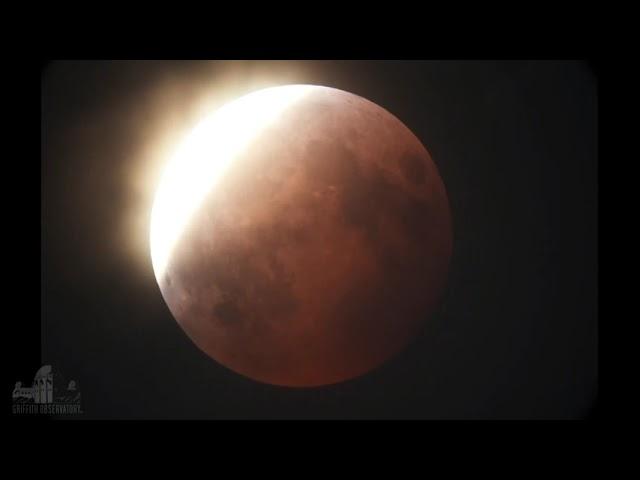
12,365,82,415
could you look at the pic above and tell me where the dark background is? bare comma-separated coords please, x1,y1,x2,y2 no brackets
38,60,597,419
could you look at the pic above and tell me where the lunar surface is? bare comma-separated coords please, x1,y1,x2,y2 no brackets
151,85,452,387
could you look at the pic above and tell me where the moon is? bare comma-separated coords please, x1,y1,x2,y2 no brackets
150,85,452,387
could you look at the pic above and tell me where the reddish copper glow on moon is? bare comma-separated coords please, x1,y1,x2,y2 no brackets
153,85,452,387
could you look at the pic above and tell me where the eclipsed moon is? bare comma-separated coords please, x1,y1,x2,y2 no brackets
150,85,452,387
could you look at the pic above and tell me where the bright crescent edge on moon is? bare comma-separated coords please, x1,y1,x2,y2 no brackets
150,85,315,282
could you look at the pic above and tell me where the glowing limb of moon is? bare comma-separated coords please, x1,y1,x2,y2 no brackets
150,85,314,280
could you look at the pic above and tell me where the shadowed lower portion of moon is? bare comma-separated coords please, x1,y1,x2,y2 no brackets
157,86,452,387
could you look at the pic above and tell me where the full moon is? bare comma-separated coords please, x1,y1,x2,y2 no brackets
150,85,452,387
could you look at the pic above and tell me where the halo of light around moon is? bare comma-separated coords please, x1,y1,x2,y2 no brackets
150,84,452,387
150,85,315,280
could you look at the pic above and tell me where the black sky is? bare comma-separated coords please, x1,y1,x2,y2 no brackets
40,60,597,419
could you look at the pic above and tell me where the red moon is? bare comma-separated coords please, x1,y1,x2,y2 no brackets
151,85,452,387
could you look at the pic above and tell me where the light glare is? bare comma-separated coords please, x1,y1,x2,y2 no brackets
150,85,313,280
